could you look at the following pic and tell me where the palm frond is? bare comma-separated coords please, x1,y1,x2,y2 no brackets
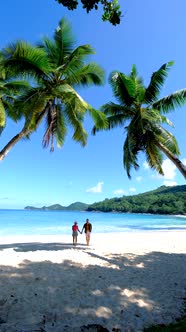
141,108,164,124
42,102,67,151
144,61,174,104
123,135,139,178
4,80,30,94
153,89,186,113
58,45,96,80
37,37,57,65
92,104,131,135
53,84,89,115
64,102,88,146
23,108,47,140
12,87,47,121
55,104,67,148
130,64,138,79
154,125,180,155
42,102,56,151
54,84,89,146
88,108,108,130
130,64,145,102
64,62,105,86
1,41,51,80
145,136,164,175
54,17,75,63
68,44,96,59
1,98,14,113
106,114,127,129
0,99,5,127
101,102,134,117
109,71,135,106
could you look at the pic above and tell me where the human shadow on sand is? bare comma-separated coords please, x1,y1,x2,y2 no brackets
0,245,185,332
0,242,87,252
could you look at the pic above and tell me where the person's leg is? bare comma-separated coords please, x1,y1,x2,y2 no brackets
85,233,88,245
86,232,90,245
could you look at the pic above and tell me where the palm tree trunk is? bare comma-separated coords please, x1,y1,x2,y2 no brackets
0,111,46,161
157,142,186,179
0,127,31,161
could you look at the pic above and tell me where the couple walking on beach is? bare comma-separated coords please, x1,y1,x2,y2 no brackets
72,218,92,246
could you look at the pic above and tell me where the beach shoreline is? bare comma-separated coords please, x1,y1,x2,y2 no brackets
0,231,186,331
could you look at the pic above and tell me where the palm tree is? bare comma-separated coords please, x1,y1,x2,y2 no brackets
93,61,186,179
0,17,107,160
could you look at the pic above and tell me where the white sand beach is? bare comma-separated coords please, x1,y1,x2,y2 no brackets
0,231,186,332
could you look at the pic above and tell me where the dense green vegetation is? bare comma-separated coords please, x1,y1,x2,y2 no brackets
25,185,186,215
87,185,186,215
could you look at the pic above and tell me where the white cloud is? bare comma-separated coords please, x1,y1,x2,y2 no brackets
113,189,125,195
129,187,136,192
143,161,149,169
136,176,142,182
163,180,177,186
150,159,178,180
86,182,103,193
181,158,186,166
162,159,177,180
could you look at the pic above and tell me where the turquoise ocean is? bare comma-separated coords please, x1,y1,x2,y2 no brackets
0,210,186,237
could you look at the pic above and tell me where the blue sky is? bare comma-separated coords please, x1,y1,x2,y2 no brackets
0,0,186,209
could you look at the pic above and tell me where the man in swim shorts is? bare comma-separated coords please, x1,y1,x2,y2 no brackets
81,218,92,246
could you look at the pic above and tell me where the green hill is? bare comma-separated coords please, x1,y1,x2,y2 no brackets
87,185,186,215
24,185,186,215
67,202,89,210
24,202,88,211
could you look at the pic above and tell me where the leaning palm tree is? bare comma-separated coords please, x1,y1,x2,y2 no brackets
93,61,186,178
0,17,107,160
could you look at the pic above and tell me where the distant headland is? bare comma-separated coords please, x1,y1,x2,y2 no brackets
24,202,88,211
24,185,186,215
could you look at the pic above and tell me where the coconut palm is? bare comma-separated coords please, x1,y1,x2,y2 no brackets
93,61,186,178
0,17,107,160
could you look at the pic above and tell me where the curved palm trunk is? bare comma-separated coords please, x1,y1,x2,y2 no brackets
0,127,31,161
157,142,186,179
0,112,46,161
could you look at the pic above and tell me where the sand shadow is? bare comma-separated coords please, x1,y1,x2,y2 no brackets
0,242,88,252
0,249,185,331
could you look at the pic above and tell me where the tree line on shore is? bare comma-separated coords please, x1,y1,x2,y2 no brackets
25,185,186,215
87,185,186,215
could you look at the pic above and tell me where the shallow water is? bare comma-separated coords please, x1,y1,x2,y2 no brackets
0,209,186,236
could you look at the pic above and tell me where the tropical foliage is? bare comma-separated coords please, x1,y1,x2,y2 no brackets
87,185,186,215
0,17,108,160
25,185,186,215
92,62,186,178
0,57,30,133
56,0,122,25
